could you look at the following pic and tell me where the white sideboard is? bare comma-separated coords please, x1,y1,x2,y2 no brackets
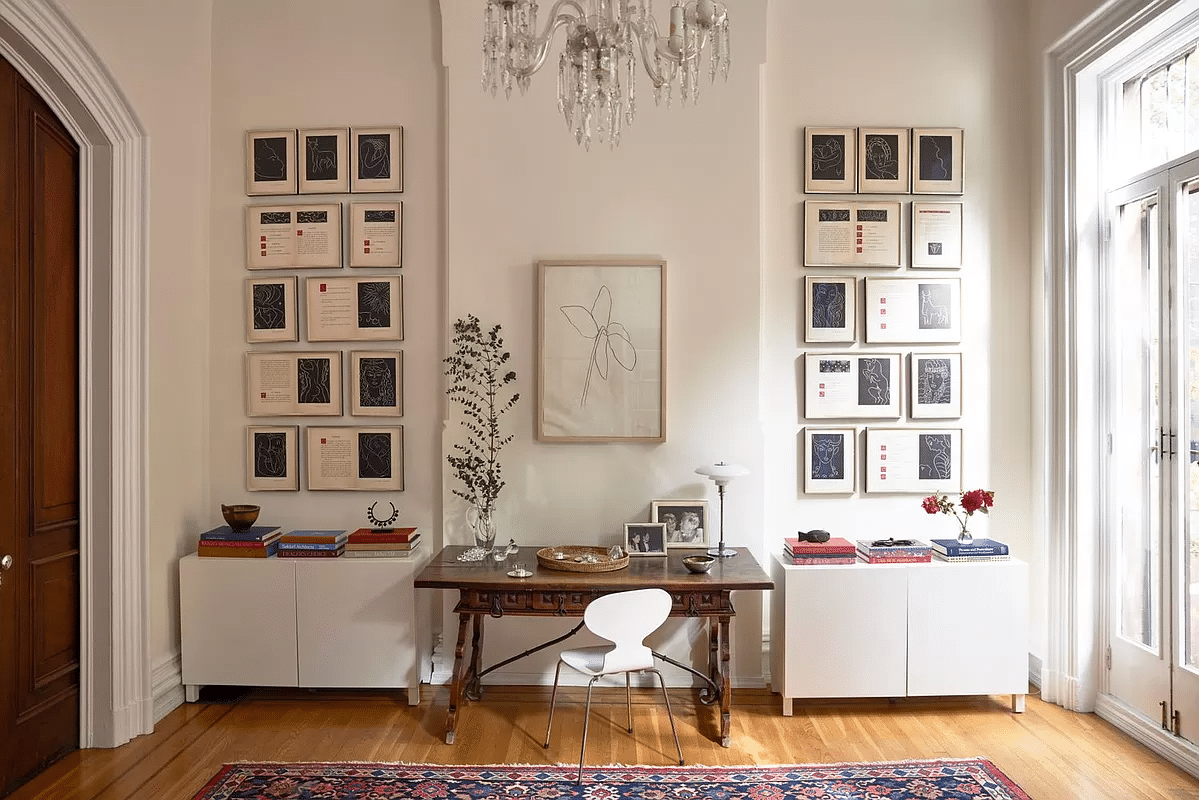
179,553,430,704
769,552,1028,715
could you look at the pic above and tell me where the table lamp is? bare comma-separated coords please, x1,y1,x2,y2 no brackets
695,461,749,558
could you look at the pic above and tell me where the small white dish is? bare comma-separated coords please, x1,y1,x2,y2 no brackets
507,568,532,578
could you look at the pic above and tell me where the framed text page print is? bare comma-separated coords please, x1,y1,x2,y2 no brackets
804,201,902,268
245,351,343,417
803,427,856,494
804,352,902,419
306,426,404,491
246,425,299,491
804,275,856,343
804,127,856,193
912,128,964,195
911,202,963,268
245,129,297,196
246,203,342,270
864,427,962,494
350,126,403,193
298,127,349,194
245,276,298,343
857,127,910,194
864,277,961,343
305,276,403,342
909,352,962,419
349,201,403,268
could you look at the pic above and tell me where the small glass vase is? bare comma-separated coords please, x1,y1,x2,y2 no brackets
957,527,974,545
457,504,498,562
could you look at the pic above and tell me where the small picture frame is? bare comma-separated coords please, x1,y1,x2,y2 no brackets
909,352,962,419
857,127,910,194
246,425,300,491
911,202,963,268
864,426,962,494
298,127,349,194
625,522,667,556
305,275,403,342
349,201,403,268
245,276,298,343
804,127,856,193
350,126,403,193
804,352,902,419
351,350,403,416
245,129,297,196
912,128,964,195
803,427,856,494
804,276,856,343
650,500,710,549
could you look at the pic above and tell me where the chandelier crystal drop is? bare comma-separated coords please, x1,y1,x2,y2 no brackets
481,0,731,150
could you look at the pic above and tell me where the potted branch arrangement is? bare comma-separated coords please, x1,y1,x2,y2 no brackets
445,314,519,561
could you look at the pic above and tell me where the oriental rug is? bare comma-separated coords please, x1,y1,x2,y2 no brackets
192,759,1033,799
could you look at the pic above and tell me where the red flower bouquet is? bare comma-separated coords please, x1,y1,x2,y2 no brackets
921,489,995,544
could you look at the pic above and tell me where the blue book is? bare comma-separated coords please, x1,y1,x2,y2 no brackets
930,538,1009,557
198,525,281,542
277,541,343,551
280,529,348,544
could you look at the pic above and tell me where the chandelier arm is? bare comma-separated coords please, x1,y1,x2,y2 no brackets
505,9,582,79
626,20,668,88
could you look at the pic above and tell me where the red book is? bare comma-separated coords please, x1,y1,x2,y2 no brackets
784,536,856,554
785,556,857,565
277,547,344,558
346,526,418,544
860,554,933,564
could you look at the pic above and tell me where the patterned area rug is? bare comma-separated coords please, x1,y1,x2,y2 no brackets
192,759,1032,799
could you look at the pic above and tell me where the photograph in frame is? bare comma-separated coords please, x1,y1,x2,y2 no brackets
245,203,342,270
246,425,299,491
909,352,962,419
912,127,964,195
803,427,856,494
803,201,902,268
863,277,961,343
351,350,403,417
803,352,902,419
625,522,667,556
857,127,910,194
350,126,403,193
245,276,298,343
537,258,665,443
245,129,297,196
298,127,349,194
864,426,962,494
650,499,709,549
804,127,856,194
349,201,403,268
306,425,404,491
245,350,343,417
804,275,856,343
911,202,963,268
305,275,403,342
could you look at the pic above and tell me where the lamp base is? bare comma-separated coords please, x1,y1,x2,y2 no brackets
707,545,737,558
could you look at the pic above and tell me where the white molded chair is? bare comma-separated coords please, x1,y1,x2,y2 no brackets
543,587,684,783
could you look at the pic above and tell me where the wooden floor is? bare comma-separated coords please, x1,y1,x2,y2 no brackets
6,685,1199,799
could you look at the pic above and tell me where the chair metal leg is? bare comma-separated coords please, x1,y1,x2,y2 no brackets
625,672,633,733
577,677,599,784
650,668,684,766
543,660,564,748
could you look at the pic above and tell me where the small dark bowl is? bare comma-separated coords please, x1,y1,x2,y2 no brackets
221,504,260,531
682,554,715,574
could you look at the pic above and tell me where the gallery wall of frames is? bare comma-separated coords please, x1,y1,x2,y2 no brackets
242,126,406,492
800,127,965,498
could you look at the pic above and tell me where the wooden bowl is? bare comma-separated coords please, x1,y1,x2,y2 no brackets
221,504,260,531
682,554,715,573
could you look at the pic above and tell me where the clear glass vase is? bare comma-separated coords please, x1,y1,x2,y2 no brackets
457,504,498,562
957,527,974,545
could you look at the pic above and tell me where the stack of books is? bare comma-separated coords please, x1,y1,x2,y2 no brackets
783,536,857,565
930,538,1010,562
344,526,421,558
855,538,932,563
196,525,282,558
277,529,348,559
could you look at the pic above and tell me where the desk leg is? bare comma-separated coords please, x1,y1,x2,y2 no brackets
465,613,485,700
446,612,471,744
718,615,731,747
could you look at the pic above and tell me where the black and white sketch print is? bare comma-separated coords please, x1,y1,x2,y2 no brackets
803,426,856,494
357,132,392,181
919,432,953,480
296,357,333,405
252,282,288,331
805,127,857,193
810,132,847,181
857,358,891,406
818,207,852,222
918,283,952,329
358,431,393,479
246,129,297,195
358,281,392,329
916,357,952,406
810,282,846,330
810,432,845,479
820,359,851,373
359,356,397,409
246,425,299,491
858,127,909,193
253,136,289,183
917,134,954,182
863,427,961,493
862,132,900,181
912,128,964,194
305,134,340,183
252,430,289,479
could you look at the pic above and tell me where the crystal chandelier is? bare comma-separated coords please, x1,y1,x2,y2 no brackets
481,0,731,149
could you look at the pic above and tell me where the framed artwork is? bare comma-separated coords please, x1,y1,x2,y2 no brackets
245,129,297,196
910,352,962,419
864,427,962,494
863,277,961,343
298,127,349,194
857,127,910,193
350,125,403,193
245,203,342,270
306,425,404,491
804,127,856,193
351,350,403,416
803,352,902,419
911,202,963,268
245,351,342,417
245,276,298,343
625,522,667,556
246,425,299,491
803,427,856,494
803,201,902,268
537,258,666,443
349,201,403,268
804,275,856,343
912,127,964,195
305,275,403,342
650,500,709,549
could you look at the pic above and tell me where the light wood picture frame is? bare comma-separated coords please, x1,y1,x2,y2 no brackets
245,350,343,417
863,277,961,343
911,202,963,268
625,522,667,556
351,350,403,416
245,129,297,196
864,426,962,494
804,275,856,343
857,127,910,193
909,352,962,419
305,275,403,342
803,426,856,494
306,425,404,491
912,127,964,195
245,276,298,343
350,125,403,193
804,352,902,419
803,201,902,268
245,203,342,270
246,425,300,491
298,127,349,194
349,201,403,268
804,127,856,193
537,258,666,443
650,500,710,549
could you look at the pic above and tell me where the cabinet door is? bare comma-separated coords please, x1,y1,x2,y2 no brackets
906,561,1028,696
179,555,299,687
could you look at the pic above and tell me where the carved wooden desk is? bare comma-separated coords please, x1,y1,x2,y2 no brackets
414,546,773,747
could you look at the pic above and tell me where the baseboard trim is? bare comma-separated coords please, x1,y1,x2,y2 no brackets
152,652,184,724
1095,693,1199,779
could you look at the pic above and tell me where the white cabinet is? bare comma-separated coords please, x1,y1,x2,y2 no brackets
180,554,430,704
769,553,1028,715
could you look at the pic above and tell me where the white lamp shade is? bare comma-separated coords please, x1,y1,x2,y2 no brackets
695,462,749,485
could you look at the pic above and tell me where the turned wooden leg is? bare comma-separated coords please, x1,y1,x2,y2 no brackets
446,612,471,744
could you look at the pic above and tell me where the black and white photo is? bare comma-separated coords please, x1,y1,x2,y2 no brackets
625,522,667,556
650,500,709,549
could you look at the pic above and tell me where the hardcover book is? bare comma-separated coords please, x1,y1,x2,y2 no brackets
785,556,858,566
342,548,419,558
277,546,344,558
930,538,1009,557
782,548,857,559
344,539,419,551
198,525,282,542
277,541,344,551
783,536,856,554
933,552,1011,563
859,553,932,564
197,540,280,558
347,526,419,544
855,539,931,560
281,529,348,544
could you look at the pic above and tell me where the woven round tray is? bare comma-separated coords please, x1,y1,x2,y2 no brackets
536,545,630,573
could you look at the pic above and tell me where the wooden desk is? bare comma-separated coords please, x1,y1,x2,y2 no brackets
414,545,773,747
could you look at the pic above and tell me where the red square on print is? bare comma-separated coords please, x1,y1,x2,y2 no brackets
260,236,266,242
856,247,863,253
364,240,370,246
880,298,887,304
819,391,826,397
880,445,887,451
819,383,826,389
364,248,371,254
880,454,887,460
880,323,887,329
297,230,303,236
320,283,327,292
856,238,863,244
259,392,266,399
856,224,863,231
881,474,887,480
880,466,887,473
880,309,887,315
321,438,327,445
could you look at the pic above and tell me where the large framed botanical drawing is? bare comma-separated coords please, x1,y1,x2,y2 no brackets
537,258,665,443
857,127,910,194
305,275,403,342
863,277,961,343
350,125,403,193
306,425,404,491
246,425,300,491
351,350,403,416
349,201,403,268
910,202,963,268
245,129,297,196
245,203,342,270
803,352,902,419
804,276,856,343
298,127,349,194
803,426,856,494
803,201,901,268
245,276,298,343
245,350,342,417
909,352,962,419
864,427,962,494
804,127,856,193
912,127,964,195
